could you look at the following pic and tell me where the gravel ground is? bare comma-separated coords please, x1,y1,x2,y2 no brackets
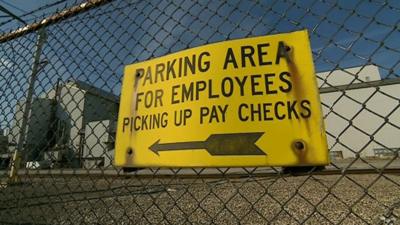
0,173,399,225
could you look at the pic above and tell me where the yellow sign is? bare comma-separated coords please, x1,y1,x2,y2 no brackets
115,30,329,167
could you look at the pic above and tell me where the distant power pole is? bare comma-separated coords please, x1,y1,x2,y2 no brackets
16,28,47,157
10,28,47,182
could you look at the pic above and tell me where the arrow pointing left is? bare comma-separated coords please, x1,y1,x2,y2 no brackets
149,132,266,156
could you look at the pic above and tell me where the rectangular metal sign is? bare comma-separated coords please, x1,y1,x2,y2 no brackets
115,30,329,167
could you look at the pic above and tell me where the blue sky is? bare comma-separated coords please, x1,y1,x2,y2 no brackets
0,0,400,130
0,0,80,30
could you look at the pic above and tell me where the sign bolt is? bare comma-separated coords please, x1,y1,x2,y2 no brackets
293,140,306,151
127,147,133,155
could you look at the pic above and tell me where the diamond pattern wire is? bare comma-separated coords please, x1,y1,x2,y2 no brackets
0,0,399,224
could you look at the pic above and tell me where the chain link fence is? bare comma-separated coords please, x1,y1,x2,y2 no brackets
0,0,399,224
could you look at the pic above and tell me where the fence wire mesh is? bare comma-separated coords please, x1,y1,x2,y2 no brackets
0,0,400,224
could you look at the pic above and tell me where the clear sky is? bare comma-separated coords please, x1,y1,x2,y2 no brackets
0,0,399,130
0,0,81,31
0,0,54,15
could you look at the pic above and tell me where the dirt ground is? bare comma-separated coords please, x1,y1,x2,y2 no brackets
0,172,399,225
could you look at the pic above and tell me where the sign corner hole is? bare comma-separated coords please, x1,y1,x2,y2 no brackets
293,140,306,151
127,147,133,155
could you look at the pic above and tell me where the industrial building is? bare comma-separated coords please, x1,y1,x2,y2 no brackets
0,129,8,168
8,98,55,161
7,80,118,168
318,65,400,159
82,120,116,168
0,129,8,153
3,65,399,170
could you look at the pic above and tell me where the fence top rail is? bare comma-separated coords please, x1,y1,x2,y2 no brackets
319,76,400,94
0,0,111,43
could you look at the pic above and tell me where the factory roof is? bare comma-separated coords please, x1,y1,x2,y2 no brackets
67,80,119,103
45,80,119,103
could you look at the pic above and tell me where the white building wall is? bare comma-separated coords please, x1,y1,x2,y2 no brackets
318,65,400,158
8,98,53,160
317,65,381,88
56,83,86,153
83,120,115,168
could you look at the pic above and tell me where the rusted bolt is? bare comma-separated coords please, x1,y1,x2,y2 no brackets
293,140,306,151
127,147,133,155
278,41,292,63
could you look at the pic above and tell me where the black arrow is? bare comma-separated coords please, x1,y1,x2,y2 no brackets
149,132,266,156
